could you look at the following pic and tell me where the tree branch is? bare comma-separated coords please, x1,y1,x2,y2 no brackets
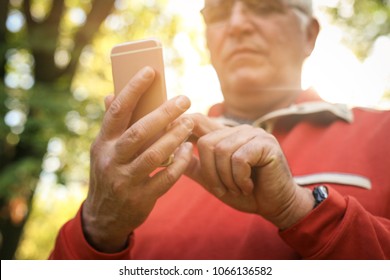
21,0,34,28
25,0,67,83
42,0,65,29
64,0,116,80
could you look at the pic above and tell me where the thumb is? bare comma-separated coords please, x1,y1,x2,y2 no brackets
184,154,204,186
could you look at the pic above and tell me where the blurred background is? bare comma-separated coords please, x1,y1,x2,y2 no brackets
0,0,389,259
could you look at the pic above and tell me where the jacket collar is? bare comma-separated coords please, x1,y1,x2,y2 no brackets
208,88,353,132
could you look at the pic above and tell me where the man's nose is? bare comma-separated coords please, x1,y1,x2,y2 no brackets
227,2,254,34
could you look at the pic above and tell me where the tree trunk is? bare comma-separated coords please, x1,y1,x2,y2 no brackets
0,0,116,259
0,0,9,78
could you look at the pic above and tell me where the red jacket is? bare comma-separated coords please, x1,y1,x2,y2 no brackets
50,90,390,259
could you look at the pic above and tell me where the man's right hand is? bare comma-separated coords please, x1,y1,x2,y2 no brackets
82,67,194,253
186,114,314,231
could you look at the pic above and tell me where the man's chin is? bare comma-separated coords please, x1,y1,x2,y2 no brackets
230,64,271,82
227,74,271,94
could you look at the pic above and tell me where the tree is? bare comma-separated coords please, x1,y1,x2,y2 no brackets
0,0,117,260
326,0,390,101
0,0,181,259
326,0,390,60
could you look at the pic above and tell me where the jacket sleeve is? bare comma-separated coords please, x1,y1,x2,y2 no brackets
279,187,390,259
48,204,133,260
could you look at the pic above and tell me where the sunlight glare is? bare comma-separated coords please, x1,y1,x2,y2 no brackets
167,0,389,113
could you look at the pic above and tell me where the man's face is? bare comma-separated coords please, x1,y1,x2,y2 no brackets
203,0,318,115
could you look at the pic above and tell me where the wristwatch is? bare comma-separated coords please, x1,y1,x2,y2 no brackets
313,185,328,208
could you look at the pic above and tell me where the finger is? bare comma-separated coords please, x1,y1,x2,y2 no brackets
101,67,155,140
187,113,225,139
197,128,240,197
232,134,279,195
185,153,229,197
231,148,255,195
131,117,194,177
214,125,257,195
115,95,191,163
104,94,115,112
184,154,203,185
147,142,194,198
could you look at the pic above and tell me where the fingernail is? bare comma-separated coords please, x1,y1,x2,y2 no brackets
180,141,193,153
175,96,190,111
213,187,226,198
181,118,194,131
141,66,154,79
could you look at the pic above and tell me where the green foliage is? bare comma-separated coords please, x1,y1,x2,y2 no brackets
0,158,41,198
15,183,87,259
326,0,390,60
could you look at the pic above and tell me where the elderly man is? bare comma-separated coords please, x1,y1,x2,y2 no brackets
50,0,390,259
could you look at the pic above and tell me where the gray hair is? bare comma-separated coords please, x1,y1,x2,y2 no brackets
202,0,313,15
286,0,313,16
285,0,313,30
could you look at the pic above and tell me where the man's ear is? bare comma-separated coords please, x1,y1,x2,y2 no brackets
304,18,320,57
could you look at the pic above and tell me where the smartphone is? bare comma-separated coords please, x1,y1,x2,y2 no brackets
110,38,167,125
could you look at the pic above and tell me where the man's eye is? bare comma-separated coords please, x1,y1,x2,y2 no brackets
205,8,231,23
253,5,283,15
248,0,285,16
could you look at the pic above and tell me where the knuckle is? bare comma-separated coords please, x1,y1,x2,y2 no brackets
110,178,128,197
172,124,191,141
214,142,229,156
252,126,266,135
126,124,148,144
99,154,120,178
90,137,107,159
190,112,204,122
110,168,138,197
268,134,278,143
197,136,211,151
163,167,178,185
143,148,165,166
161,104,175,119
231,152,246,166
108,100,122,118
239,124,253,131
99,156,113,172
260,133,278,146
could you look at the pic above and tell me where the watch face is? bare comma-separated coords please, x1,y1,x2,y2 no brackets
313,185,328,207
